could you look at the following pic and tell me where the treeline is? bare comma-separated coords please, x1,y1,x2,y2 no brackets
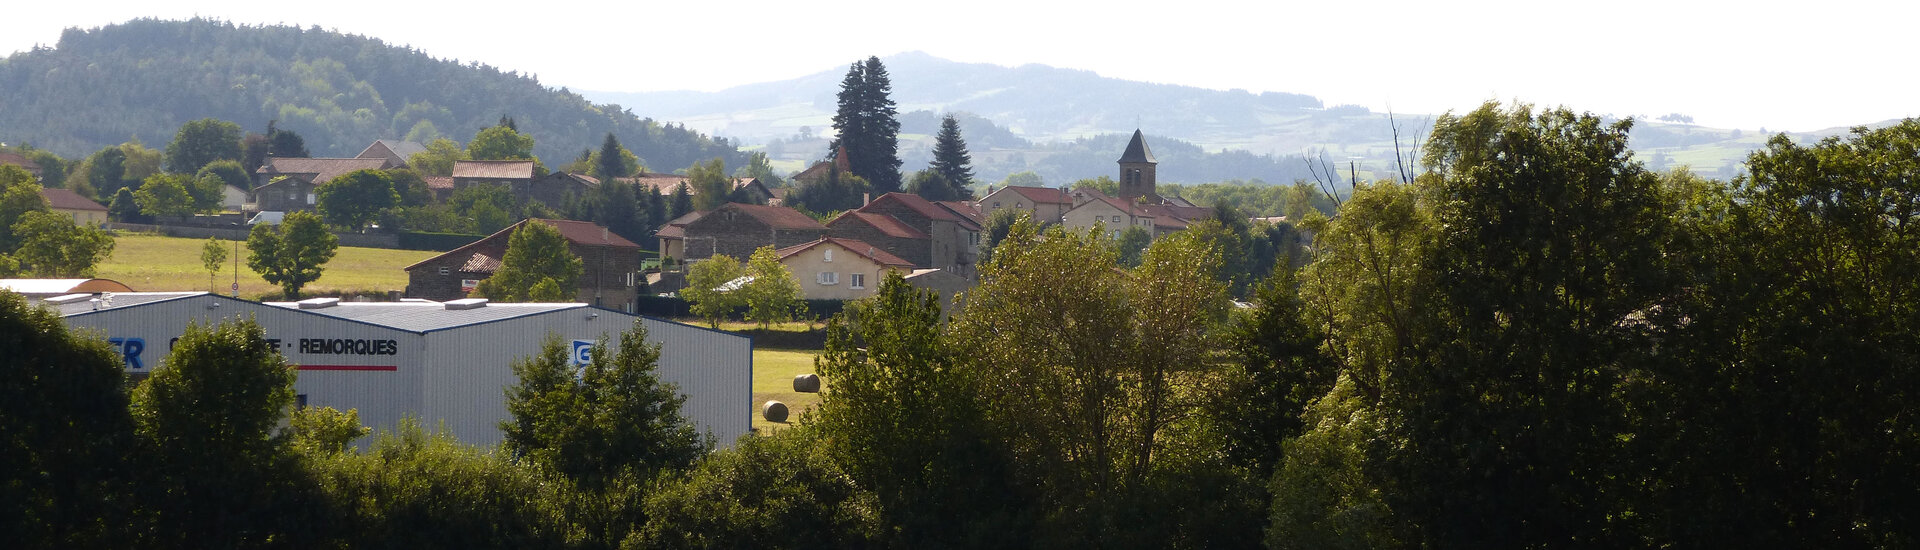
0,18,745,170
6,103,1915,548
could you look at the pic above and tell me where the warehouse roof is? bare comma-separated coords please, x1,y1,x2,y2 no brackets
263,299,593,333
3,278,135,296
31,291,206,316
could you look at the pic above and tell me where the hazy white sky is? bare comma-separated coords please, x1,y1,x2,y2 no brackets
2,1,1912,132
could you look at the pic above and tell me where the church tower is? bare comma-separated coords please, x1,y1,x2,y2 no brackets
1117,129,1157,201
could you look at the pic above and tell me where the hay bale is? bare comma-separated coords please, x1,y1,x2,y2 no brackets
792,373,821,393
762,400,789,423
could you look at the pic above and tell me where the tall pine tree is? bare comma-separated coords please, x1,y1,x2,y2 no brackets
597,132,634,180
829,57,903,193
928,114,975,198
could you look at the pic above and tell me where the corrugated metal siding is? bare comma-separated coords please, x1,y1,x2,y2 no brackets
421,310,751,448
60,297,423,441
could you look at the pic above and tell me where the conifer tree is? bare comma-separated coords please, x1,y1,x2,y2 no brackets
829,57,902,193
929,114,975,197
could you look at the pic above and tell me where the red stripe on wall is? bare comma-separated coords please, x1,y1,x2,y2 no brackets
297,365,398,371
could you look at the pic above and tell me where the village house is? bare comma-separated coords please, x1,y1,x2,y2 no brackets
403,218,645,311
775,237,914,300
825,192,981,278
450,160,536,192
0,152,43,182
251,157,394,213
520,171,599,208
1061,130,1214,238
355,139,427,167
40,188,108,225
979,185,1072,225
664,203,827,262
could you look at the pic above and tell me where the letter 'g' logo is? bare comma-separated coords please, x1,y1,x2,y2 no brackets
572,340,594,366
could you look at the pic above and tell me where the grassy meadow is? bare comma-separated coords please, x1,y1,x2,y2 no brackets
95,233,434,299
751,348,824,433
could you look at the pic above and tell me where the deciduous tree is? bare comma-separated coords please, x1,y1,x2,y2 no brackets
132,173,197,218
247,210,338,298
740,245,800,328
682,255,744,328
201,237,228,292
688,158,731,211
9,211,115,276
316,169,398,230
164,118,243,174
474,221,583,302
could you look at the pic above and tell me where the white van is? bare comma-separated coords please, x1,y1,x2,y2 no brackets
248,211,285,225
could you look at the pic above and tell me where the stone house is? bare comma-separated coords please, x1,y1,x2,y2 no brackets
1063,196,1160,239
521,172,600,208
41,188,107,225
403,218,645,311
0,152,42,181
979,185,1072,225
774,237,914,300
826,192,981,278
450,160,536,192
252,157,393,213
668,203,827,262
356,140,427,167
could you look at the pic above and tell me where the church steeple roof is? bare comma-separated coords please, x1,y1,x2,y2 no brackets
1118,129,1156,164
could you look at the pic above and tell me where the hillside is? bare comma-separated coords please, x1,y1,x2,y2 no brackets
0,18,745,171
589,52,1859,182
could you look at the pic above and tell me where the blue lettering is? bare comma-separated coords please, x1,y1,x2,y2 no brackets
107,338,145,370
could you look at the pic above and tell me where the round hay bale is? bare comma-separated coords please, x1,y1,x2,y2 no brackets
762,400,790,423
792,373,821,393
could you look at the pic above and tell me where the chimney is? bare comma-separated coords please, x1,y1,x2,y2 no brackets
863,192,871,206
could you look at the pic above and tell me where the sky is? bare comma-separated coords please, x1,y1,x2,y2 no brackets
1,0,1913,132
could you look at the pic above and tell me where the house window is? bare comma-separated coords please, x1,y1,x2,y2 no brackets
850,273,865,289
823,248,833,262
817,271,839,285
1016,202,1024,208
1112,215,1122,223
993,201,1001,208
969,231,979,246
306,193,316,204
296,394,308,408
438,266,450,276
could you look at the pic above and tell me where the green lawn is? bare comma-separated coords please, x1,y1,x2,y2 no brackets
752,348,824,433
96,233,435,299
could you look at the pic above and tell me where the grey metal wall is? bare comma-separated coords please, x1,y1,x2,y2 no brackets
419,309,751,448
60,296,424,442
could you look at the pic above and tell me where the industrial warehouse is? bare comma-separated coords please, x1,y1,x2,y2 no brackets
37,291,751,447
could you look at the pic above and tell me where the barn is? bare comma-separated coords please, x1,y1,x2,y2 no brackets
41,292,750,447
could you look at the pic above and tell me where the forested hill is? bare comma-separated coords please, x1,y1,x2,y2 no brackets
0,18,745,170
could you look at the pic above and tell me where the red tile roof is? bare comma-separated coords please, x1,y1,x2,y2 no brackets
405,218,638,272
621,173,690,194
864,192,964,222
424,176,454,190
41,188,106,212
0,152,40,172
832,211,928,239
451,160,536,180
257,158,391,186
935,200,984,231
776,237,913,268
1003,186,1071,204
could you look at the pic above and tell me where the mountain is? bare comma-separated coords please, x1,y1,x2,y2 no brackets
0,18,745,171
588,52,1853,183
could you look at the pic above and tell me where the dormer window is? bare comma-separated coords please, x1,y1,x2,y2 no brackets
823,248,833,262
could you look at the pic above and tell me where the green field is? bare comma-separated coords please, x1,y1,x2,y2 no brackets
96,233,435,299
752,348,823,433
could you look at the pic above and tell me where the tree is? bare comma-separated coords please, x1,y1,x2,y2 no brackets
409,138,469,177
469,125,536,161
386,168,432,207
0,290,138,548
267,126,309,158
316,169,398,230
786,169,871,214
638,427,875,549
449,183,516,234
687,158,730,211
588,178,647,245
593,132,639,180
132,317,305,548
107,187,146,223
1112,224,1151,268
977,207,1024,264
9,211,115,277
86,145,130,197
1000,171,1044,187
1209,263,1334,477
164,118,243,174
201,237,228,292
501,324,708,489
240,133,271,175
740,245,800,328
132,174,197,218
669,181,694,219
0,165,50,251
247,210,338,298
735,151,784,187
905,169,958,201
474,221,583,302
196,159,249,190
829,57,902,192
928,114,975,195
682,255,745,327
812,273,1025,547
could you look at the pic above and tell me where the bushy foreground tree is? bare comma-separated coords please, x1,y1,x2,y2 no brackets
246,210,338,298
476,220,583,302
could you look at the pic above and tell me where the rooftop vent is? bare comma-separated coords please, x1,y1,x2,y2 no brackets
444,298,489,310
297,297,340,309
44,293,93,305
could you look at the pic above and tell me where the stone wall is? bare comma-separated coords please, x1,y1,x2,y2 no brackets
106,223,400,249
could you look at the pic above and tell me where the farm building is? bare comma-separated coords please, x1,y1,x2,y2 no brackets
39,292,750,447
